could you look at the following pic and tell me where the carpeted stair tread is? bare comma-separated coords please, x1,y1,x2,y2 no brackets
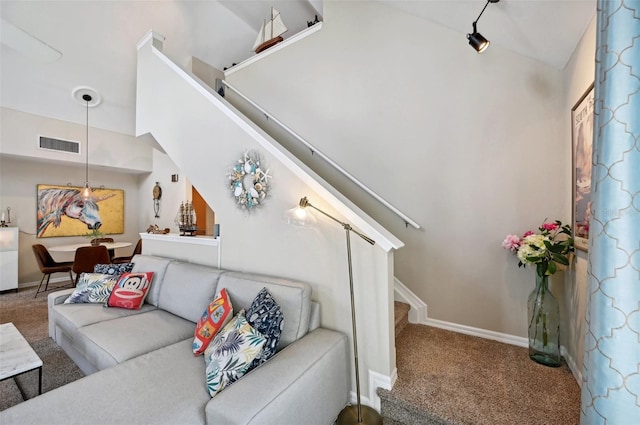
394,301,410,336
381,324,580,425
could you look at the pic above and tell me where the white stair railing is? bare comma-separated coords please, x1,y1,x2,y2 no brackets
219,80,421,230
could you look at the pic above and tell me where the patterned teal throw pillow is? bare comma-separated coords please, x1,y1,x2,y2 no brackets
246,287,284,370
204,309,266,397
93,263,134,276
64,273,119,304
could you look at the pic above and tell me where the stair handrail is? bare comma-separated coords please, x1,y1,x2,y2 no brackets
219,79,421,230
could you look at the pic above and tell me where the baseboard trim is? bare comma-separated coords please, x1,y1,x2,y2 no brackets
19,276,70,289
561,346,582,387
394,277,427,324
368,368,397,411
421,317,529,347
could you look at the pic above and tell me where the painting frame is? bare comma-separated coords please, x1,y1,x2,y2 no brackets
571,83,594,252
36,184,125,238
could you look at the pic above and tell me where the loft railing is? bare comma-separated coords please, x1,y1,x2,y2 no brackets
218,79,421,230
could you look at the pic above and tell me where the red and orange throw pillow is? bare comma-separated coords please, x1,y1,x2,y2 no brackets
193,288,234,356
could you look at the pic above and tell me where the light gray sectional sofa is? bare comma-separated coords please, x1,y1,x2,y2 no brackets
1,255,349,425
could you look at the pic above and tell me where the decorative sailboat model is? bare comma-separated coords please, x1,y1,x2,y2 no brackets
175,201,197,236
253,7,287,54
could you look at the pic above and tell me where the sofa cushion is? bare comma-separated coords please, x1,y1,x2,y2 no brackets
76,310,195,370
0,339,210,425
204,310,265,397
106,272,154,310
246,287,284,369
64,273,118,304
193,288,233,356
130,255,172,306
216,272,311,349
51,302,157,340
157,261,223,323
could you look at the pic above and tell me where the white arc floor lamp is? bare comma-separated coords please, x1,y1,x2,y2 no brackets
287,196,382,425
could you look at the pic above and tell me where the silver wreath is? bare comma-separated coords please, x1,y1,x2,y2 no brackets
228,150,271,210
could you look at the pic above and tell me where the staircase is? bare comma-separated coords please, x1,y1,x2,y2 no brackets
394,302,410,337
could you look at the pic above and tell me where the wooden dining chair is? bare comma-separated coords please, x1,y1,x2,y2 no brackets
72,245,111,285
32,244,75,298
91,237,115,259
112,239,142,264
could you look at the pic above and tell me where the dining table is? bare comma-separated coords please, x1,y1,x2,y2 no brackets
48,241,132,252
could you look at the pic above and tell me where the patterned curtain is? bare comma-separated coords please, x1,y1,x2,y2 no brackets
581,1,640,423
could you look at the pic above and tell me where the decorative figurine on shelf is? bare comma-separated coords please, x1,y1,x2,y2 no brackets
307,15,320,27
1,207,11,227
146,224,170,234
175,201,198,236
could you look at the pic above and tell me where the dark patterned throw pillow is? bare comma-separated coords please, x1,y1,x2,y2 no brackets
93,262,134,276
246,287,284,370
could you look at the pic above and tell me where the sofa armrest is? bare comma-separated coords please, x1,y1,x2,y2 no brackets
205,328,348,425
48,288,75,338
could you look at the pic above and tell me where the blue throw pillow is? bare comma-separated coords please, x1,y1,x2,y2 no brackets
93,262,134,276
246,287,284,369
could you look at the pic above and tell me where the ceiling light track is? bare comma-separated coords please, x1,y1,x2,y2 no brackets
467,0,499,53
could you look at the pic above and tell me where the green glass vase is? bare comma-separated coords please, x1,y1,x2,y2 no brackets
527,273,561,367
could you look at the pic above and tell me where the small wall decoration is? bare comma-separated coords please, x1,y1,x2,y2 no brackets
153,182,162,218
228,150,271,211
37,184,124,238
571,83,594,252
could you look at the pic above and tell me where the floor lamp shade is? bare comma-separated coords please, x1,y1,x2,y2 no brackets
286,197,381,425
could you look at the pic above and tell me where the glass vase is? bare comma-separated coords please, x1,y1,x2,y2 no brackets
527,273,561,367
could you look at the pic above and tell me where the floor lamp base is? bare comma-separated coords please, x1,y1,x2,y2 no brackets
337,404,383,425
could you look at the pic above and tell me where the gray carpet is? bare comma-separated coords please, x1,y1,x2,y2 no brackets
0,286,84,411
379,324,581,425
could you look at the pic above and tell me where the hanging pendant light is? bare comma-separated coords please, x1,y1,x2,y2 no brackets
81,93,93,200
72,86,101,201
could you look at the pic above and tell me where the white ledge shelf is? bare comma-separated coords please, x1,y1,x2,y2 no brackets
141,232,219,246
224,22,323,76
140,233,221,268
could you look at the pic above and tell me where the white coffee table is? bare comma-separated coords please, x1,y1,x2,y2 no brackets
0,322,43,395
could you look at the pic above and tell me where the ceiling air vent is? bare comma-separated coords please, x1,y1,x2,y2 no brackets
38,136,80,154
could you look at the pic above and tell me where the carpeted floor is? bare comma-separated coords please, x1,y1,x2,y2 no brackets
378,324,581,425
0,285,84,411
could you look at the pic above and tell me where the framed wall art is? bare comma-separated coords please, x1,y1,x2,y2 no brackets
37,184,124,238
571,83,594,252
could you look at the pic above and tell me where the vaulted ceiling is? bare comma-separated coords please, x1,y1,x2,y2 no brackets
1,1,595,136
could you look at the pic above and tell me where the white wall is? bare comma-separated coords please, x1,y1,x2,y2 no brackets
226,0,567,338
138,148,189,233
0,107,152,173
559,14,597,380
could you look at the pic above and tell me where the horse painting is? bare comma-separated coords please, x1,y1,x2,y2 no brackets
37,186,120,238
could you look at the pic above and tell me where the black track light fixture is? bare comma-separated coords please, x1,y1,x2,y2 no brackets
467,0,499,53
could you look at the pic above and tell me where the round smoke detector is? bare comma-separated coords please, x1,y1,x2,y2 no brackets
71,86,101,107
